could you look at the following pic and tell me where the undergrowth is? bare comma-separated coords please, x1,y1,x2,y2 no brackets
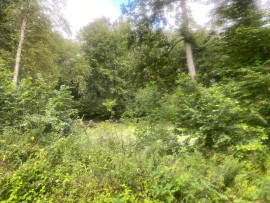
1,68,270,202
1,121,270,202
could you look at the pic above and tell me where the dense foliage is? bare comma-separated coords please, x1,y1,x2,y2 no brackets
1,0,270,201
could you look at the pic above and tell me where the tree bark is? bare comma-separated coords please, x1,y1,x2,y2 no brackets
13,4,31,85
185,42,196,79
181,0,196,80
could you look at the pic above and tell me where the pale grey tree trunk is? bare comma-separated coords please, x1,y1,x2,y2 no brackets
185,42,196,79
181,0,196,80
13,2,32,85
13,16,28,85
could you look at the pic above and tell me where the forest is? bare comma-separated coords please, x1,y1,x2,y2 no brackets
0,0,270,202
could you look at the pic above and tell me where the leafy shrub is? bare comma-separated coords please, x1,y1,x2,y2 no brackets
0,64,15,130
0,74,53,129
221,65,270,134
0,71,77,178
163,74,268,155
123,85,162,121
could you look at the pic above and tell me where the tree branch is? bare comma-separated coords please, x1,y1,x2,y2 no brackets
159,38,184,58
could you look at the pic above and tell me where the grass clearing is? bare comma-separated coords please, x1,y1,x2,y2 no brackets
86,121,137,140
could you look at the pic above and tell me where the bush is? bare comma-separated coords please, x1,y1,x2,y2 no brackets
162,74,268,156
0,71,77,178
123,85,162,121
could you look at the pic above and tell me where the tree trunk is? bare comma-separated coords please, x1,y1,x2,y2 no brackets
13,5,31,85
181,0,196,80
185,42,196,80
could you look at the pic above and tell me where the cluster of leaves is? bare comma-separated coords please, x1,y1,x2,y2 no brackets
168,75,268,153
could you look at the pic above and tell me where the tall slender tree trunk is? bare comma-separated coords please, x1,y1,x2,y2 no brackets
185,42,196,79
181,0,196,80
13,3,31,85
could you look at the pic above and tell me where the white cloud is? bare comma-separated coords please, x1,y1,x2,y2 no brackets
63,0,120,37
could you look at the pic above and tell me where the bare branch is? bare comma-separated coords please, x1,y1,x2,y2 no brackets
159,37,184,58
